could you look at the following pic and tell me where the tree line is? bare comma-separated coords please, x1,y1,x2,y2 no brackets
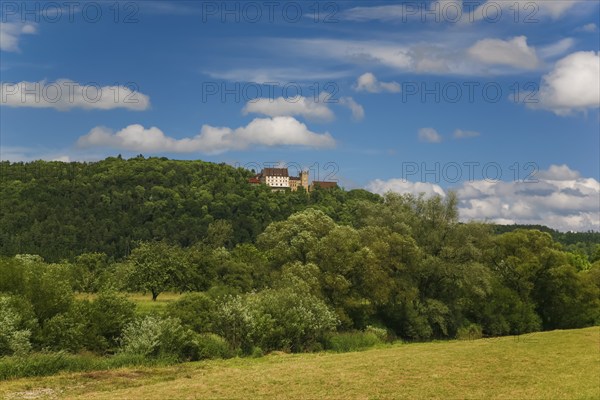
0,156,599,365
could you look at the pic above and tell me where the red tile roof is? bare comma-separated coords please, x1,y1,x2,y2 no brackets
312,181,338,189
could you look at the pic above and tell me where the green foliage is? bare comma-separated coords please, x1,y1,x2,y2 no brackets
326,331,382,352
119,315,194,361
1,157,598,365
248,287,339,353
87,291,136,351
192,333,232,360
0,352,172,380
456,324,483,340
211,295,256,354
39,292,135,353
0,296,34,356
125,241,190,301
165,292,216,333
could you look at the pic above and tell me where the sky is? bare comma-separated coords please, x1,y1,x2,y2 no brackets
1,0,599,231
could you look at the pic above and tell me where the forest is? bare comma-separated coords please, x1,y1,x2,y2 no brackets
1,156,599,377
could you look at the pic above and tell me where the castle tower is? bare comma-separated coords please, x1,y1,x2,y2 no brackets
300,170,309,190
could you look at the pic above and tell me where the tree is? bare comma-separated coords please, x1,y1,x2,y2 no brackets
126,241,190,301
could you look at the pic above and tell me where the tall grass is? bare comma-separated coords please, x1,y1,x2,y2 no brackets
0,352,176,380
326,331,383,353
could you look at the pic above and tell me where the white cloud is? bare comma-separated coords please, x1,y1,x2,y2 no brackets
366,164,599,232
1,80,150,111
539,38,575,59
0,22,37,52
206,67,348,84
453,129,480,139
339,97,365,121
577,23,598,33
344,1,588,23
273,37,557,76
468,36,539,69
418,128,443,143
468,1,586,21
76,117,336,154
536,164,581,181
457,166,600,231
529,51,600,115
366,179,446,198
354,72,401,93
243,96,334,122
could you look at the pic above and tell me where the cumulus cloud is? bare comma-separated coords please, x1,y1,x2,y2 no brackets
457,172,599,231
536,164,581,180
366,179,446,198
0,22,37,52
243,96,334,122
366,164,599,232
529,51,600,115
468,36,539,69
418,128,443,143
76,117,336,154
0,80,151,111
339,97,365,121
354,72,401,93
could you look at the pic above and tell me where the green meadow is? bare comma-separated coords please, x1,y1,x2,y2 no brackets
1,327,597,400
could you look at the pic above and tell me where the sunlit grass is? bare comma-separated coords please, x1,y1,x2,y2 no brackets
1,327,597,399
75,292,182,314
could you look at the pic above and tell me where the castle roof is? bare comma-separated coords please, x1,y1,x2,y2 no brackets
262,168,289,177
312,181,338,189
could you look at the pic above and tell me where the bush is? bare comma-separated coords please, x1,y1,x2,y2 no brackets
119,315,194,361
40,305,88,352
165,292,215,333
87,291,136,351
211,295,256,354
248,288,339,353
326,331,382,353
365,325,390,342
456,324,483,340
193,333,232,360
0,295,35,356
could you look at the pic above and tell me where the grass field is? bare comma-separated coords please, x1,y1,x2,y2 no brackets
1,327,598,399
75,292,182,314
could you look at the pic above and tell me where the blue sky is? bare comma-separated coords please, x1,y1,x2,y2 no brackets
1,0,599,231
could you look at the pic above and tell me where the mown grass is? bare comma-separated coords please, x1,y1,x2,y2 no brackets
1,327,598,399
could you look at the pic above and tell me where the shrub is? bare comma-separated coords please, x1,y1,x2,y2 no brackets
456,324,483,340
40,306,88,352
193,333,232,360
0,295,35,356
211,295,256,354
119,315,194,361
248,288,339,353
326,331,382,353
165,292,215,333
88,291,136,351
365,325,389,342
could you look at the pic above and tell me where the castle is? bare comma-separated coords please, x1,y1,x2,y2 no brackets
249,168,337,191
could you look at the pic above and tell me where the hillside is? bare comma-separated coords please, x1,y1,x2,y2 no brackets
0,156,376,261
1,156,597,262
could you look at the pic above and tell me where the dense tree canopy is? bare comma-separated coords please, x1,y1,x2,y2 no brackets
0,156,598,360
